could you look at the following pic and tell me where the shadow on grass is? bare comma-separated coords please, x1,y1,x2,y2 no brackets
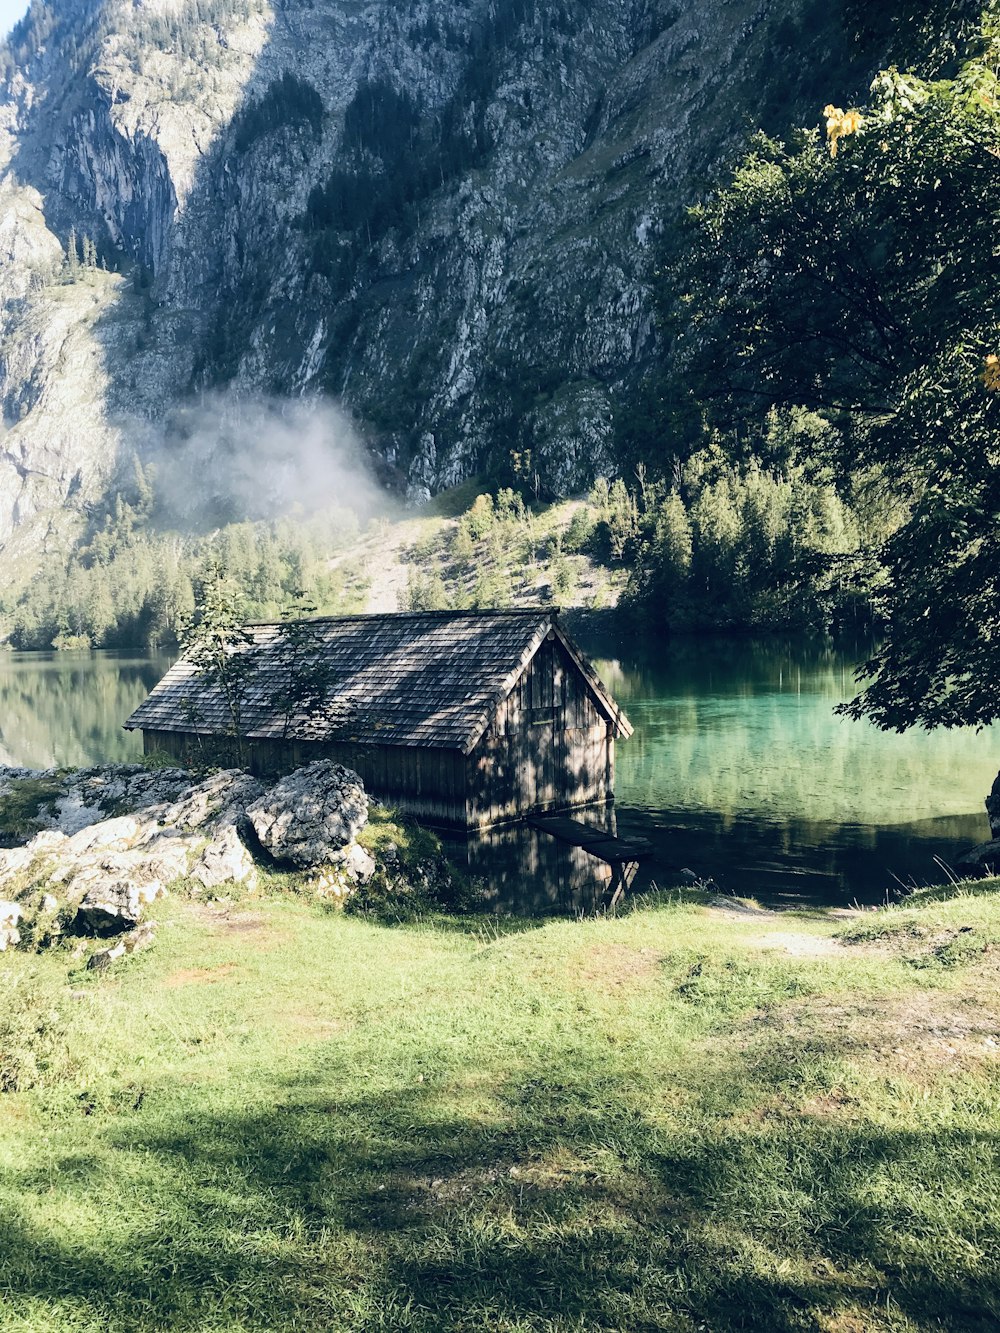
2,1039,999,1333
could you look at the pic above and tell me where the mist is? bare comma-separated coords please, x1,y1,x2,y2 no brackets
132,392,392,530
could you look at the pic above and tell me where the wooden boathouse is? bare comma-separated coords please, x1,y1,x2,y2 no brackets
124,609,632,829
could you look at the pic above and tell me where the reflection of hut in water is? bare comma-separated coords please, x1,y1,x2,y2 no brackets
125,609,632,830
457,806,626,916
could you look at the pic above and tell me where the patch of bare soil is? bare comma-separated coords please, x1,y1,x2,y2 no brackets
741,988,1000,1076
183,902,287,943
578,943,662,990
750,930,846,958
816,1314,878,1333
705,897,850,957
164,964,235,989
282,1011,346,1041
399,1147,674,1225
218,913,270,934
709,895,864,959
328,513,448,614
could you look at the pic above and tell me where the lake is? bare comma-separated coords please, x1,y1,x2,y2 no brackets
0,640,995,908
589,635,996,908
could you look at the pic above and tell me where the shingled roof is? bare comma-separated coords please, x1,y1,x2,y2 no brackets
124,609,631,754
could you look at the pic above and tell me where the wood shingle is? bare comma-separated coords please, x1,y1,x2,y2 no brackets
124,609,631,755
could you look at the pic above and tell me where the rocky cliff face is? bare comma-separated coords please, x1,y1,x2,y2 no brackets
0,0,857,556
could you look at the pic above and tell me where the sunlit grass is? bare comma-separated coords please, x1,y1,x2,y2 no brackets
1,884,998,1330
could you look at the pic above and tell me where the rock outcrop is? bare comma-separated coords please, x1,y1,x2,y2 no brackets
87,923,158,972
987,772,1000,841
956,772,1000,876
246,761,368,868
0,900,21,951
191,825,259,891
75,878,163,936
957,840,1000,876
0,0,877,554
0,758,383,963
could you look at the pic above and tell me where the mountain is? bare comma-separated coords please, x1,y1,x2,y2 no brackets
0,0,878,561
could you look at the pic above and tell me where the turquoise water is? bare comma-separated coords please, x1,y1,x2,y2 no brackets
588,635,997,906
0,640,995,906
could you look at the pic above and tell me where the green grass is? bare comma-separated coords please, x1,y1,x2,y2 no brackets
0,775,66,845
355,804,443,866
1,884,999,1331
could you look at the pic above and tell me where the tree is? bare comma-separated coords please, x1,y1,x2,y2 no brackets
179,572,258,763
840,344,1000,729
267,599,336,740
659,14,1000,727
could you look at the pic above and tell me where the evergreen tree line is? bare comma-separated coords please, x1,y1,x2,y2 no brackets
610,439,891,633
639,5,999,728
2,462,367,653
63,228,104,277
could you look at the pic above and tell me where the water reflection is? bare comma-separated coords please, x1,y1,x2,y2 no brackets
590,632,998,906
447,807,629,917
0,652,173,770
0,639,995,909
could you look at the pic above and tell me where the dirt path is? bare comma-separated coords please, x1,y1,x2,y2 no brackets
705,893,861,957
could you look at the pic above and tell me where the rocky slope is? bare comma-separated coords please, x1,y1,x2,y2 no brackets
0,0,869,559
0,758,391,963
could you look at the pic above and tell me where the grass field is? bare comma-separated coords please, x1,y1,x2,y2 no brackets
2,881,999,1332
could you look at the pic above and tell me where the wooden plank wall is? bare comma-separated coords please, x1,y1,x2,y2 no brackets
465,635,615,828
145,634,616,830
144,730,468,826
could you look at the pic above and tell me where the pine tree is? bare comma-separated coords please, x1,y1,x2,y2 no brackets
66,228,79,275
653,492,693,583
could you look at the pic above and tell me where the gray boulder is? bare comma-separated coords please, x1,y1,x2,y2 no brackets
246,762,368,868
157,771,265,834
64,816,140,856
60,766,193,830
0,900,22,951
75,879,163,935
0,846,36,890
54,844,184,898
191,826,258,891
87,922,157,971
336,842,376,884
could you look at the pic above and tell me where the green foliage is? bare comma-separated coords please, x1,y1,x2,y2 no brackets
0,776,66,846
178,573,257,763
401,568,451,612
350,806,479,920
355,805,443,865
3,461,365,653
561,506,596,554
139,749,181,771
619,431,873,632
440,489,540,609
652,14,1000,717
840,340,1000,728
548,554,578,604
